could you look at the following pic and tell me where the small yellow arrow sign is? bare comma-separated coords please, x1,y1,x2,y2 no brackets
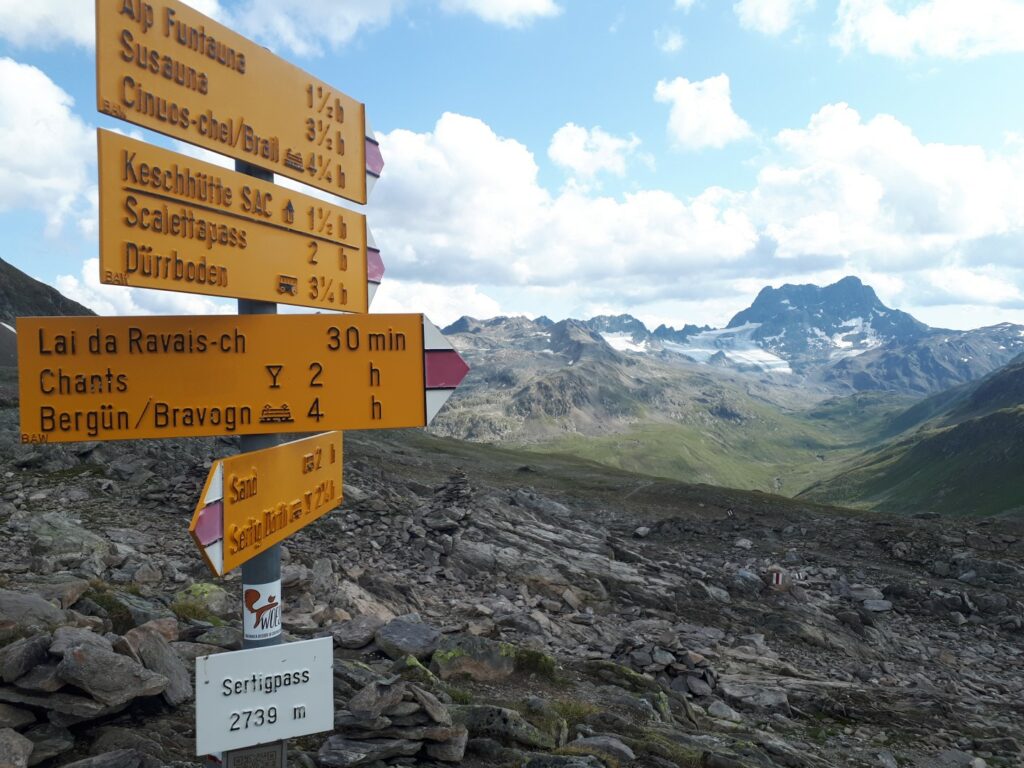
190,432,342,576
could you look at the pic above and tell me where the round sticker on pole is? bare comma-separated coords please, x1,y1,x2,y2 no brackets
243,580,282,642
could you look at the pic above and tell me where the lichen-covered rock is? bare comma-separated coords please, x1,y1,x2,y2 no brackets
430,635,515,682
172,583,233,619
451,705,555,749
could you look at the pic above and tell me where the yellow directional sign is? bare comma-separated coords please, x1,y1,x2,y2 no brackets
191,432,342,576
97,130,377,312
17,313,431,443
96,0,370,203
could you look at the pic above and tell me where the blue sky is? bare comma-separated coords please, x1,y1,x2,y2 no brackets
2,0,1024,329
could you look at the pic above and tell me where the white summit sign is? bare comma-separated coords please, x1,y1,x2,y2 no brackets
195,637,333,754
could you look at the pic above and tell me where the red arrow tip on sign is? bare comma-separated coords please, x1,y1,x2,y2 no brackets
422,317,469,424
366,138,384,177
425,349,470,389
367,248,385,283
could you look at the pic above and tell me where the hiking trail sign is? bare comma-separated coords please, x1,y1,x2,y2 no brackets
195,637,334,754
17,314,468,443
98,130,384,311
96,0,383,203
190,432,342,576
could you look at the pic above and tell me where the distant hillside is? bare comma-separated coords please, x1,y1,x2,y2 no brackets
0,323,14,367
819,323,1024,395
434,313,915,495
801,357,1024,517
0,257,95,326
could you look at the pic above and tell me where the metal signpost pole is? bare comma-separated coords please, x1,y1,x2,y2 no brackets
235,160,287,766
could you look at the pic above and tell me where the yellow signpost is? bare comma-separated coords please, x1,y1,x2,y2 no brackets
95,0,373,203
190,432,342,576
69,2,464,762
16,313,439,442
97,130,380,311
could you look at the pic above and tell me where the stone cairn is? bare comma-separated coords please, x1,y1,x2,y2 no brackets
612,637,718,698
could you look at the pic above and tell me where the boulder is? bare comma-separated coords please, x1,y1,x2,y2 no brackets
0,728,32,768
23,723,74,766
60,750,159,768
330,615,385,650
49,627,112,657
0,688,109,720
57,646,168,707
12,663,63,694
375,619,441,661
124,626,192,706
88,592,173,634
21,578,90,610
718,680,790,715
0,705,33,731
1,635,51,684
409,685,451,726
318,737,421,767
20,512,111,571
0,592,65,637
193,627,242,650
571,735,636,763
334,582,396,622
425,725,467,762
348,680,406,722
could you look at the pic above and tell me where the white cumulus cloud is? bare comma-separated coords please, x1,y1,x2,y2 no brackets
370,112,758,303
0,0,226,49
364,105,1024,327
0,58,94,233
371,281,503,327
0,0,93,48
657,28,686,52
754,102,1024,262
675,0,698,10
548,124,641,179
734,0,815,36
439,0,561,27
833,0,1024,59
225,0,399,57
654,74,752,150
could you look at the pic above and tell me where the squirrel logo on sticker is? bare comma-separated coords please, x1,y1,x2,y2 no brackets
244,588,280,629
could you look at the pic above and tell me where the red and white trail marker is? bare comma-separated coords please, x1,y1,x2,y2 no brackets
424,318,471,424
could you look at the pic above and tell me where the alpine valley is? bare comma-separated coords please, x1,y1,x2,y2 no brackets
3,257,1024,768
433,276,1024,518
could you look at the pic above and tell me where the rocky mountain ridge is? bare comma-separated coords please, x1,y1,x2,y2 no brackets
443,277,1024,395
0,258,94,328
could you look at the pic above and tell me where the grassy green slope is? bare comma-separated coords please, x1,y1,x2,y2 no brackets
800,406,1024,517
522,391,914,496
801,357,1024,517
